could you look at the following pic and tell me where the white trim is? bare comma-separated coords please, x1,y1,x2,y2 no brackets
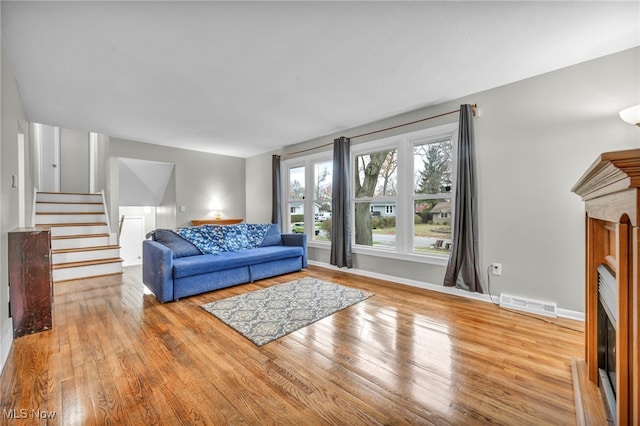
18,133,25,228
351,122,458,257
0,319,13,375
89,132,97,193
308,260,585,321
558,308,585,322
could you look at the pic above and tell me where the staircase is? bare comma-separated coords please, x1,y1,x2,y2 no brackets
34,192,123,283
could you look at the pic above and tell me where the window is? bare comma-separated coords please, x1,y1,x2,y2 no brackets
352,123,456,258
313,160,332,242
284,156,333,241
287,166,305,234
283,122,456,261
354,149,398,248
412,137,453,254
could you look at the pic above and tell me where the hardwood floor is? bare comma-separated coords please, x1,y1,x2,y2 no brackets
1,265,585,425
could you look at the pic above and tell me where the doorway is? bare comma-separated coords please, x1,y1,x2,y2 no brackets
118,206,157,266
33,123,60,192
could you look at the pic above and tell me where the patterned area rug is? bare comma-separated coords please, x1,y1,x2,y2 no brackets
201,277,374,346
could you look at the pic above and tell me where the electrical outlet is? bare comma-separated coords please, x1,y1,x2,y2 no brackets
491,263,502,276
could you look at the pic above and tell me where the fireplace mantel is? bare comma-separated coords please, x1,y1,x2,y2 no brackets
573,148,640,425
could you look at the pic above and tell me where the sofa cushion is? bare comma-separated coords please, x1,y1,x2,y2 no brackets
172,246,304,279
151,229,202,258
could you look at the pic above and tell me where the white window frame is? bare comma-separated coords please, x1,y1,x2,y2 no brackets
351,122,458,265
283,151,333,244
282,122,457,265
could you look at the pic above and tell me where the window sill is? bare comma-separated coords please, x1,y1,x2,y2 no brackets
307,241,449,266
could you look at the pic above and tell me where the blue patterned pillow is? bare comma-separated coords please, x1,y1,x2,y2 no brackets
246,224,273,247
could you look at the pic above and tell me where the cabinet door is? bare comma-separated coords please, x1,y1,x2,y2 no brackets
9,230,52,337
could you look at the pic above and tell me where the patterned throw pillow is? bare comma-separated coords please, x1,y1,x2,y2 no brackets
246,224,272,247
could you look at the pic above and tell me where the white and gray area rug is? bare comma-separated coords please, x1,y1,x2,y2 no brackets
201,277,374,346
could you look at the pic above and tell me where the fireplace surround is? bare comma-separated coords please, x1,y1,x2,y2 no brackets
572,149,640,425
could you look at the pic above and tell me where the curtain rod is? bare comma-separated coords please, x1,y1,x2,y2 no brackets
283,104,477,157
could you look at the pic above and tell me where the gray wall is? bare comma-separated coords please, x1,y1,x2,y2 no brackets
1,38,31,370
246,47,640,314
109,138,246,229
94,133,110,193
60,127,89,193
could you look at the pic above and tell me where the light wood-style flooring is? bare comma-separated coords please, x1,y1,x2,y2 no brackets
1,265,586,425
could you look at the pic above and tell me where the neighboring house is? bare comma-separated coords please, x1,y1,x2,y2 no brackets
431,201,452,225
289,201,304,216
289,202,329,218
369,202,396,217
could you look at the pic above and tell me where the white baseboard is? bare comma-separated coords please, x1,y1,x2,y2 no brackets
308,260,584,321
0,320,13,374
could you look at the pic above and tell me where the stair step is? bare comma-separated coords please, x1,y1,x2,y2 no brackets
51,235,111,250
35,191,122,283
38,222,107,227
35,213,106,225
36,202,105,213
36,192,103,203
52,261,123,283
37,201,103,204
52,246,121,264
51,233,109,240
52,245,120,254
44,224,110,237
52,257,123,270
36,211,105,215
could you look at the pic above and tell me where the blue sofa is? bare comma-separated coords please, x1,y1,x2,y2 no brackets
142,224,307,303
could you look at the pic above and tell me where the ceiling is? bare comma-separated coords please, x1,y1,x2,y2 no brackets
2,1,638,158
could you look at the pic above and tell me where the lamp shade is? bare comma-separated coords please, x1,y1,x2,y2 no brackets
619,105,640,126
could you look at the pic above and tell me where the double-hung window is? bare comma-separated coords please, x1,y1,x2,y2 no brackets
285,155,333,242
352,122,457,259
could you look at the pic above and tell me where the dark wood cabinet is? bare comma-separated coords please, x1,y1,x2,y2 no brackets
8,228,52,338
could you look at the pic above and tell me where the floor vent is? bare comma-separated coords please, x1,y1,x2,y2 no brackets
499,293,558,318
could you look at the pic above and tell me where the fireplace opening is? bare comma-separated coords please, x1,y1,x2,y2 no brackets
597,264,616,420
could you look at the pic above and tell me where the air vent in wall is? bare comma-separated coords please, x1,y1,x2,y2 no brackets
499,293,558,318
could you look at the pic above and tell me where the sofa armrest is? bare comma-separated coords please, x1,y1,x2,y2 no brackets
143,240,175,302
281,233,307,268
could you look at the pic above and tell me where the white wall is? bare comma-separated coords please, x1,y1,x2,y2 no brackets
245,152,273,224
60,127,89,193
109,138,246,229
246,47,640,313
1,38,31,372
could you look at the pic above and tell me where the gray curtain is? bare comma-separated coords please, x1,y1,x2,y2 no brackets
271,154,282,226
330,137,352,268
444,105,483,293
